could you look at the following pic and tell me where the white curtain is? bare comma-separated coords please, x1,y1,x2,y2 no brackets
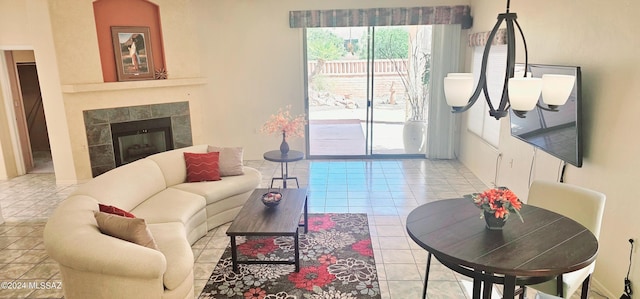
426,24,462,159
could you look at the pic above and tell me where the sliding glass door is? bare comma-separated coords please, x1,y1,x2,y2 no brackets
305,27,368,156
305,26,431,157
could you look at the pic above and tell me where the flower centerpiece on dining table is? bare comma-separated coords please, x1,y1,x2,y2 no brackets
261,105,306,154
466,187,524,230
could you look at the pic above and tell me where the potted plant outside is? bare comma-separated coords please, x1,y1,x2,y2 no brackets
379,27,431,154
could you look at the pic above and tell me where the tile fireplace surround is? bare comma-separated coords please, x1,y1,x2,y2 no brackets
83,101,193,177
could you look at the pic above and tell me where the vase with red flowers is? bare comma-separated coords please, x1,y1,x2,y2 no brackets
467,187,524,230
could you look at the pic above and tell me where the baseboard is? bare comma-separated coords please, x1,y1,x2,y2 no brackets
592,278,617,298
55,178,84,185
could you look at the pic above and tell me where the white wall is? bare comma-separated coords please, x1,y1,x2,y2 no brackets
2,2,636,294
461,0,640,296
28,0,78,183
0,0,471,178
0,0,30,47
0,1,31,181
191,0,469,159
0,0,206,182
1,0,633,294
0,0,79,183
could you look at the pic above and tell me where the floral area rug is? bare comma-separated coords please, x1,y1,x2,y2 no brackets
198,213,381,299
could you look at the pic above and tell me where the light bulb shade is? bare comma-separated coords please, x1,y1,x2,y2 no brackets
541,74,576,106
514,71,533,78
444,76,474,107
508,77,543,111
447,73,473,78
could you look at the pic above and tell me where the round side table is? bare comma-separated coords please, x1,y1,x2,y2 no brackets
263,150,304,188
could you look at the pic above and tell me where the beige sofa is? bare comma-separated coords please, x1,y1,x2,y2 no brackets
43,145,261,299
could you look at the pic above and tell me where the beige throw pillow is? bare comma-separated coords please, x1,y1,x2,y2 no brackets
94,211,159,250
207,146,244,176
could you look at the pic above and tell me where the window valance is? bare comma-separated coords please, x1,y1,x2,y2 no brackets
468,28,507,47
289,6,472,29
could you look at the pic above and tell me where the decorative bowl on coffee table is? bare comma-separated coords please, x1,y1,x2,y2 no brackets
261,191,282,207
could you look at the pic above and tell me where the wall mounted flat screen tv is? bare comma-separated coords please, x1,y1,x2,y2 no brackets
509,64,583,167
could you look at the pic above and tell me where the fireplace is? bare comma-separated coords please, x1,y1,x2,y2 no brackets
111,118,174,166
84,101,193,177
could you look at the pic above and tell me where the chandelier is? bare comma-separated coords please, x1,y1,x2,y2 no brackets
443,0,575,119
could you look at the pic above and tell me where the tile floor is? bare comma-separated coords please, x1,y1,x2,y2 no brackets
0,158,606,299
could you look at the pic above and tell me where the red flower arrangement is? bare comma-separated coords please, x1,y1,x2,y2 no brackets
468,187,524,222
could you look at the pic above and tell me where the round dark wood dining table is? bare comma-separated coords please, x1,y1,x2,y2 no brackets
406,198,598,299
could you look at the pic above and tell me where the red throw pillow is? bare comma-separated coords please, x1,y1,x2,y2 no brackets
99,203,135,218
184,152,221,182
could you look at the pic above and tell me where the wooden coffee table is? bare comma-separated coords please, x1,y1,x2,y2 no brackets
226,188,308,273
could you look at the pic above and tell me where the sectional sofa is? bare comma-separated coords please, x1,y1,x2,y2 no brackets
43,145,261,299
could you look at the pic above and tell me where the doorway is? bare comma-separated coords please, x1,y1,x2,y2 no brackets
305,26,431,158
4,51,52,174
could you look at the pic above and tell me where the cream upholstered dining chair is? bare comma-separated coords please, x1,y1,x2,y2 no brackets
520,180,606,299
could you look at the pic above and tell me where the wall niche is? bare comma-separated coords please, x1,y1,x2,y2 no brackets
93,0,166,82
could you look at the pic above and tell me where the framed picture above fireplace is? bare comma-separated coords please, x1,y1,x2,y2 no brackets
111,26,155,81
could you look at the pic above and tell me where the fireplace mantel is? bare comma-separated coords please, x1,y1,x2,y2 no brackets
61,77,206,93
